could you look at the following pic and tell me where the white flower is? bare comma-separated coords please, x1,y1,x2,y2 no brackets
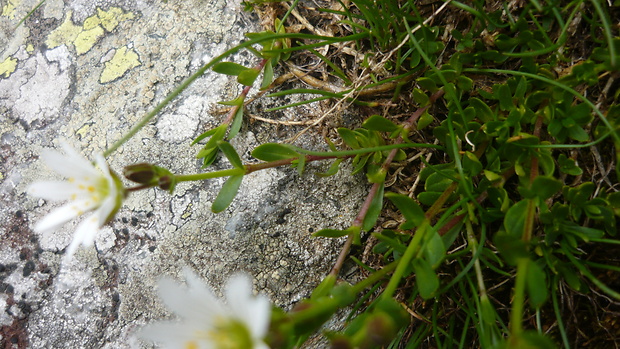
140,268,272,349
27,143,124,258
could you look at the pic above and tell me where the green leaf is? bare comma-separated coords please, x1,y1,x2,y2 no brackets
228,106,244,139
316,159,343,177
412,88,430,105
558,154,583,176
480,294,497,326
504,199,529,237
314,226,360,241
529,176,562,200
526,260,548,308
310,274,336,300
213,62,248,76
493,83,513,111
212,175,244,213
413,258,439,299
217,141,244,170
351,154,370,175
385,193,426,228
200,148,218,167
314,228,350,238
338,128,360,148
416,77,437,92
463,151,483,176
193,124,227,145
424,231,446,268
294,155,306,175
237,68,260,86
362,115,399,132
251,143,299,161
366,164,387,184
260,59,274,90
218,96,245,106
362,184,384,231
469,97,494,122
417,192,443,206
424,171,454,193
417,110,434,130
494,231,528,265
509,331,556,349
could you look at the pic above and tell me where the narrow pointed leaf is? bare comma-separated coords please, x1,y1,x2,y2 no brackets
217,141,244,170
213,62,248,76
362,183,384,231
260,59,274,90
228,106,244,139
212,175,244,213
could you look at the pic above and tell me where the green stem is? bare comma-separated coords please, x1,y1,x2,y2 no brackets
290,259,398,324
381,222,430,299
175,168,243,182
103,31,369,157
510,258,529,338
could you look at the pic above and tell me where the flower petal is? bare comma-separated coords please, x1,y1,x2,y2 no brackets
96,193,117,226
65,214,100,257
40,147,99,180
226,273,271,338
157,274,223,325
139,322,199,349
33,199,97,233
28,181,80,201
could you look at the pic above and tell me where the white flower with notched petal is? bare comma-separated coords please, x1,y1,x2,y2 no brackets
27,143,124,258
140,268,272,349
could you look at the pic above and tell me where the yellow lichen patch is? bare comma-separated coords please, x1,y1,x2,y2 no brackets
83,13,101,30
46,11,82,49
75,123,92,140
181,203,193,219
99,46,141,84
0,56,18,78
74,26,105,55
98,7,135,32
45,7,135,55
26,44,34,53
1,0,18,19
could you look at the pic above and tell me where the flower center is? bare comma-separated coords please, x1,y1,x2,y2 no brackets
206,317,254,349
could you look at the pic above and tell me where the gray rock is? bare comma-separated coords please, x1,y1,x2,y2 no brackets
0,0,365,347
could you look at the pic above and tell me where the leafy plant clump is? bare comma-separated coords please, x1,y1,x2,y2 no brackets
25,0,619,347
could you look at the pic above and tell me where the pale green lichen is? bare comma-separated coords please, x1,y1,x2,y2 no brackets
46,11,82,49
45,7,135,55
74,26,105,55
98,7,135,32
99,46,141,84
1,0,19,19
0,56,18,78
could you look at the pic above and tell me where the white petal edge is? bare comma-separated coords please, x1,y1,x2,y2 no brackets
226,273,271,339
33,199,98,234
27,181,81,201
41,147,100,180
65,214,99,258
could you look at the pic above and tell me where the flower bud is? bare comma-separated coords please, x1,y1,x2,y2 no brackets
123,163,158,185
123,163,176,192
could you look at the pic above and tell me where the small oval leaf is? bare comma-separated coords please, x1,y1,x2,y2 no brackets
251,143,299,161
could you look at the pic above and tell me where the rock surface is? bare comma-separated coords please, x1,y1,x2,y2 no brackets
0,0,366,347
